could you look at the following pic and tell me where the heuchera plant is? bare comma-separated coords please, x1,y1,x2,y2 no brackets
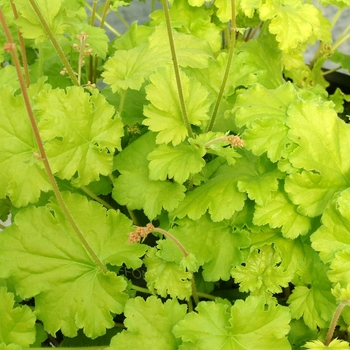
1,0,350,348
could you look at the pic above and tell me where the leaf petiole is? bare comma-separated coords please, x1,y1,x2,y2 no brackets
0,9,108,274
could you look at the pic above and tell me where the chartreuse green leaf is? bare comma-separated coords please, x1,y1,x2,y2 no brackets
147,142,206,184
34,86,123,187
304,339,350,349
311,188,350,264
144,247,192,300
173,149,284,222
231,245,293,299
102,26,212,93
159,215,250,281
113,132,186,220
13,0,84,44
171,162,247,221
150,0,222,53
0,287,36,347
285,100,350,217
0,345,21,350
108,296,187,350
233,82,297,162
173,296,291,349
253,187,312,239
0,192,147,338
236,153,284,206
287,246,336,330
0,85,51,207
259,0,330,52
143,66,210,145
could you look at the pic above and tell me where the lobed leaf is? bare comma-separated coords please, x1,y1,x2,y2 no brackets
13,0,84,44
0,85,51,207
34,86,124,187
108,296,187,350
147,142,206,183
285,100,350,217
112,132,186,220
103,26,212,93
143,66,210,145
0,193,147,338
144,248,192,300
311,188,350,263
231,245,293,298
259,0,330,52
173,296,291,349
0,287,36,347
253,189,312,239
233,82,297,162
160,215,251,281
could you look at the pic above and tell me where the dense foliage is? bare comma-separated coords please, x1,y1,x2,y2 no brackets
1,0,350,348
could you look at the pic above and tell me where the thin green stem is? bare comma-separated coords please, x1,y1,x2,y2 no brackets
322,66,341,75
27,0,79,86
80,186,114,210
0,223,6,230
332,30,350,52
206,0,236,132
197,291,217,301
325,300,350,346
127,207,139,226
10,0,30,87
115,10,130,29
119,90,127,116
90,0,98,26
161,0,195,139
331,7,344,28
153,227,189,257
38,43,44,78
85,2,121,36
131,284,152,294
99,0,111,29
0,9,107,274
191,277,199,305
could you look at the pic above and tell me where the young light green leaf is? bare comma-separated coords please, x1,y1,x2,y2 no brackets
0,287,36,347
150,0,222,52
34,86,123,187
108,296,187,350
171,163,247,221
76,23,109,59
0,85,51,207
236,153,284,206
233,82,297,162
0,344,22,350
287,286,336,330
214,0,232,22
231,245,293,298
253,189,312,239
144,247,192,300
259,0,331,52
285,100,350,217
0,192,147,338
103,26,212,93
160,215,250,281
173,296,291,349
287,248,336,330
143,66,210,145
303,339,350,349
328,251,350,291
147,143,206,183
113,132,186,220
13,0,84,44
311,188,350,263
